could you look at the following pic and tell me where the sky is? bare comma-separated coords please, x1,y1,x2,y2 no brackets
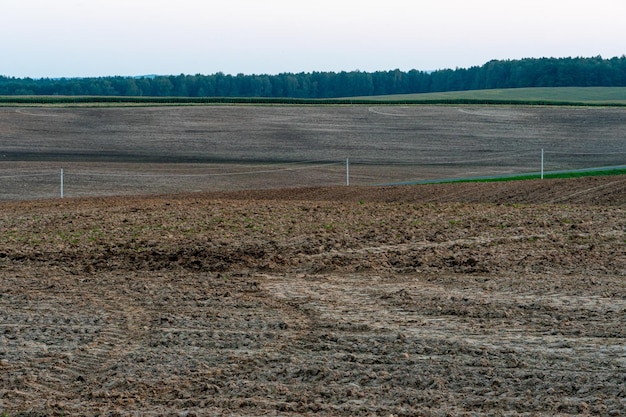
2,0,625,78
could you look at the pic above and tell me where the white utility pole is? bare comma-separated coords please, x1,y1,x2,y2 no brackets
60,168,64,198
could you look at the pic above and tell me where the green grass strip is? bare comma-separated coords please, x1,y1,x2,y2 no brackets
444,168,626,184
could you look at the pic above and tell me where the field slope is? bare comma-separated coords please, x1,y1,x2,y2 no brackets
2,104,626,200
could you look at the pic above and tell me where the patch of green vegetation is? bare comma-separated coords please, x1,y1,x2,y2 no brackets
440,168,626,184
353,87,626,105
244,216,262,231
88,227,103,242
56,231,82,245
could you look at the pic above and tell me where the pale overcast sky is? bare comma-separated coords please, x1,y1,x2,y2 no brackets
1,0,625,78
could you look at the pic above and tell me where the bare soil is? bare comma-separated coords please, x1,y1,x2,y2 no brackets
1,177,625,416
1,105,626,200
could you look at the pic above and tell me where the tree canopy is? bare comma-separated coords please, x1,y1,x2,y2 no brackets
1,56,625,98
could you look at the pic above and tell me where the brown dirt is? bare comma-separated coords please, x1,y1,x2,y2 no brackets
1,177,625,416
2,105,626,200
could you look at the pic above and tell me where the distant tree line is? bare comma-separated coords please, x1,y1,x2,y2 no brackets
1,56,625,98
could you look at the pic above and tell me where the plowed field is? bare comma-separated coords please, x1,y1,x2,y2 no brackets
1,177,625,416
1,105,626,199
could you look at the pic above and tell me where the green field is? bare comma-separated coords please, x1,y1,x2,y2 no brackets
2,87,626,107
351,87,626,104
436,167,626,184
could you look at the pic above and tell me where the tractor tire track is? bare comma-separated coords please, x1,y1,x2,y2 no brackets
0,272,150,407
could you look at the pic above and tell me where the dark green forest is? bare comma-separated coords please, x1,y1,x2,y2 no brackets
2,56,625,98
